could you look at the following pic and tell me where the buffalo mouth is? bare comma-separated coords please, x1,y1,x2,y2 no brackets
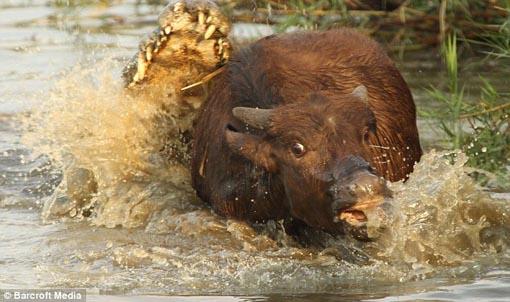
336,195,386,228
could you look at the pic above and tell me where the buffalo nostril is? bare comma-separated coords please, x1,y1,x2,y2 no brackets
349,172,387,198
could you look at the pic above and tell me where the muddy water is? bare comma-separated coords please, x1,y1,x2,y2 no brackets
1,1,510,301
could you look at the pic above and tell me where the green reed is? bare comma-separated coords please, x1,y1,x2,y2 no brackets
482,6,510,59
275,0,350,31
424,34,510,189
228,0,510,53
425,35,465,150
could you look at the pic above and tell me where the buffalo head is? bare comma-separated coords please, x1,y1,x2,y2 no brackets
225,85,391,237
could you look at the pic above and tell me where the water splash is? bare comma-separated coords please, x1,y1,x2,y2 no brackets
369,150,510,274
22,55,201,228
20,56,510,293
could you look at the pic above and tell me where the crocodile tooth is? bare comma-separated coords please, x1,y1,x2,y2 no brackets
198,11,205,25
153,38,160,51
204,25,216,39
160,36,167,42
137,52,147,81
206,16,212,24
164,26,171,35
146,45,153,61
218,38,223,55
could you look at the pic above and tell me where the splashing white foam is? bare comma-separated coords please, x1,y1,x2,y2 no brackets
371,150,510,271
22,55,200,228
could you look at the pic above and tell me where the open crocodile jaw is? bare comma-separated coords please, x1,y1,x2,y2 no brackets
123,0,231,88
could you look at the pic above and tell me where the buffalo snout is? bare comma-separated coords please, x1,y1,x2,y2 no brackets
328,156,391,231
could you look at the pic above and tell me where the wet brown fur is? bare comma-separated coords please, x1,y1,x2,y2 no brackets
191,29,422,224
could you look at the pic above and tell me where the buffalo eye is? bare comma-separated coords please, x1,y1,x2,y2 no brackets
291,143,306,157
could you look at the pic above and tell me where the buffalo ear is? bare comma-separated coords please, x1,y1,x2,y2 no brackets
351,85,368,104
225,129,278,172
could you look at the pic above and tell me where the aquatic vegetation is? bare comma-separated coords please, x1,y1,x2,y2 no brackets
221,0,510,52
273,0,351,31
423,34,510,189
480,6,510,59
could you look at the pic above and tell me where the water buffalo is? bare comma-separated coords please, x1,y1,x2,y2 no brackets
123,0,422,237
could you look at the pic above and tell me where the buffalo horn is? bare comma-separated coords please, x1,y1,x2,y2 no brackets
232,107,273,130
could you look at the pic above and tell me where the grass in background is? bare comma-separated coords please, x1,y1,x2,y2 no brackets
274,0,350,31
481,6,510,59
224,0,510,53
423,34,510,189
